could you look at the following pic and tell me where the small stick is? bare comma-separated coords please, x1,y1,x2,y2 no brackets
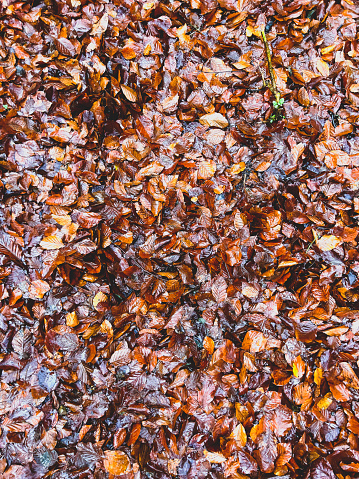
260,29,284,121
261,30,281,104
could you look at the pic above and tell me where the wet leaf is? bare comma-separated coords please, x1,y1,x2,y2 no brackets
199,113,229,128
104,451,130,475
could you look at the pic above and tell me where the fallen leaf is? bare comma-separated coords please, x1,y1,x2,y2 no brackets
199,112,229,128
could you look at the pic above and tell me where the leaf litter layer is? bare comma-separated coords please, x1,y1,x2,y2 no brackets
0,0,359,478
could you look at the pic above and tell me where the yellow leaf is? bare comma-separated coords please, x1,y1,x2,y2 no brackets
230,423,247,447
93,292,108,310
227,162,246,176
316,234,341,251
323,326,349,336
143,44,151,55
66,311,79,327
314,367,323,386
321,45,336,55
317,395,332,410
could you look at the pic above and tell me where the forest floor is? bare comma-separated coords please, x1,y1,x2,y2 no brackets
0,0,359,478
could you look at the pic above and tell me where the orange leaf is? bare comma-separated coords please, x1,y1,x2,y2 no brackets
203,336,215,354
230,423,247,447
66,311,79,328
329,382,351,402
242,330,267,353
293,355,305,378
128,423,141,446
104,450,130,475
276,443,292,467
293,383,312,405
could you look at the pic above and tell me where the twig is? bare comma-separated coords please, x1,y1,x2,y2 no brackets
261,30,281,105
260,29,284,121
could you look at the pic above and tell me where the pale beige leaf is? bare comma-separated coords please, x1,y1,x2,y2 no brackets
316,58,330,77
199,112,228,128
203,450,227,464
211,276,227,303
234,211,246,230
316,234,341,251
204,128,226,145
121,85,137,102
198,160,216,180
242,284,259,298
162,94,179,112
40,235,64,250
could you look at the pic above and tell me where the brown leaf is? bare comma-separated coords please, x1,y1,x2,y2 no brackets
211,276,228,303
